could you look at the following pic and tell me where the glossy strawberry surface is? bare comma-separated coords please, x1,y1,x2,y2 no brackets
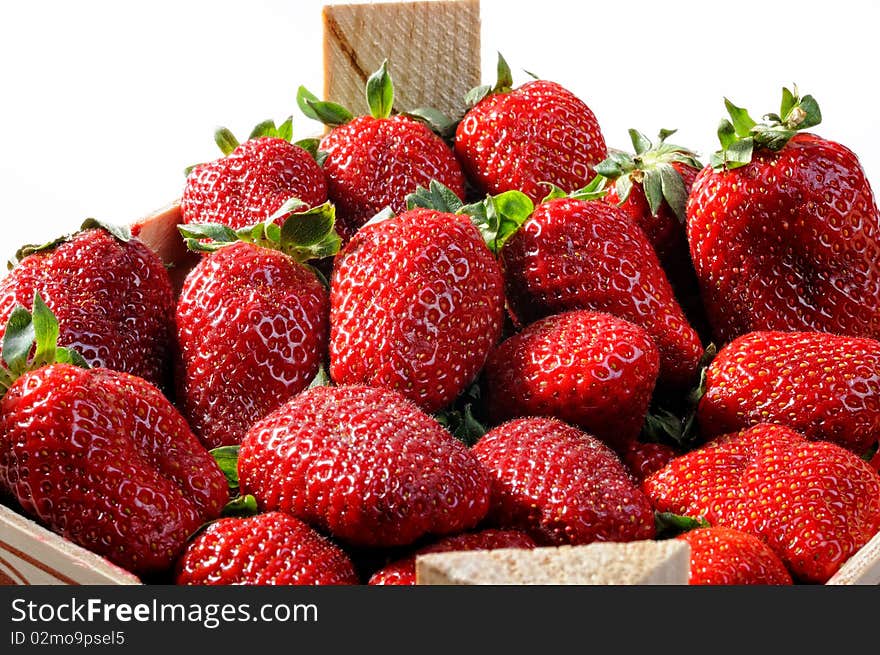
645,423,880,583
677,527,793,585
320,115,465,242
330,209,504,412
687,133,880,344
623,441,679,484
502,198,702,389
182,137,327,229
176,512,358,585
0,229,174,389
484,311,658,453
175,242,328,448
239,385,491,548
368,529,535,585
698,331,880,454
472,417,656,546
455,80,606,202
0,364,228,575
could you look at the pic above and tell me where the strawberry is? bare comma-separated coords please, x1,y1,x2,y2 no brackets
329,207,504,413
623,441,679,483
644,423,880,583
687,87,880,344
368,529,535,586
484,311,659,453
176,512,358,585
0,222,174,388
455,54,606,203
238,384,491,548
299,61,464,242
175,205,339,448
677,527,793,585
698,331,880,454
501,194,703,389
182,118,327,230
472,417,656,545
0,297,228,575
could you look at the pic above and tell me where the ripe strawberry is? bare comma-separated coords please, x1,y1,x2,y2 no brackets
299,61,464,242
176,512,358,585
623,441,679,483
368,529,535,586
484,311,659,453
455,54,606,202
472,417,656,545
330,208,504,413
677,527,793,585
175,205,339,448
238,385,491,548
0,297,228,575
687,87,880,344
182,118,327,230
0,223,174,389
501,195,703,389
644,423,880,583
698,331,880,454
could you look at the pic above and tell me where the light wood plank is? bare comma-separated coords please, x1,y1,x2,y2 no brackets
826,530,880,585
323,0,480,120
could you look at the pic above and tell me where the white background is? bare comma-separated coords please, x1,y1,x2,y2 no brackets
1,0,878,264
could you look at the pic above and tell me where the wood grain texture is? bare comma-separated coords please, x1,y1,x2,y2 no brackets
323,0,480,120
415,541,691,585
0,504,141,585
826,530,880,585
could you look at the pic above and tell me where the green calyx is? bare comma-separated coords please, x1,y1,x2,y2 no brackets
434,381,487,447
10,219,131,270
595,129,702,223
465,52,515,107
711,85,822,171
654,512,711,538
540,175,608,204
178,199,342,265
406,180,534,255
207,445,258,520
297,59,396,126
0,293,90,396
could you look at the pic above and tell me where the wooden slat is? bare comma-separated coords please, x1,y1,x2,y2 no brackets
130,200,199,293
416,541,691,585
323,0,480,120
0,504,141,585
826,530,880,585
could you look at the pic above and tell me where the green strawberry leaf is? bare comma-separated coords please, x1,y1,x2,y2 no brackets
614,175,634,204
724,98,757,137
280,202,342,262
214,127,240,156
365,59,394,119
363,206,396,228
1,305,34,375
267,197,309,223
80,218,132,243
657,163,689,223
436,403,487,447
654,512,710,538
220,494,258,518
277,116,294,142
178,223,239,252
404,107,457,140
55,347,90,368
406,180,464,213
629,129,652,155
297,85,353,126
641,408,685,445
248,119,278,140
642,169,664,216
862,441,879,462
495,52,513,93
460,190,533,255
183,162,204,177
780,86,796,121
293,138,329,166
308,365,332,389
540,183,570,203
31,293,59,367
210,445,241,492
464,84,493,108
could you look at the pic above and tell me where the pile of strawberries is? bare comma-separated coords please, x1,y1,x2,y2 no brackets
1,56,879,586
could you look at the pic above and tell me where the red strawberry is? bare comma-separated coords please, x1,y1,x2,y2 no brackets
455,55,606,203
0,223,174,388
330,208,504,413
644,423,880,583
677,527,793,585
368,529,535,586
238,385,491,548
176,512,358,585
182,118,327,231
698,331,880,454
501,195,703,389
624,441,679,483
687,87,880,344
175,206,339,448
472,417,656,546
484,311,659,453
870,447,880,474
0,298,228,575
300,61,464,242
